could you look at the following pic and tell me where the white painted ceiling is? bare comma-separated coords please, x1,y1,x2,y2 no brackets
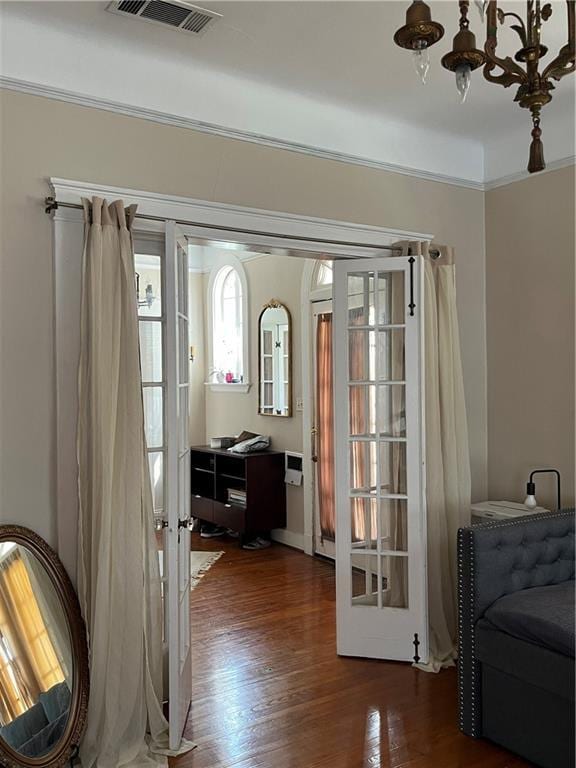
1,1,574,184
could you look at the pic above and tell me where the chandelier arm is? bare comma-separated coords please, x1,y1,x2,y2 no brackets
543,53,575,82
542,0,575,81
483,1,527,87
483,48,527,87
497,10,528,46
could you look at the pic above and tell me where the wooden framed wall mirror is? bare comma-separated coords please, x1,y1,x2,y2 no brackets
258,300,292,417
0,526,88,768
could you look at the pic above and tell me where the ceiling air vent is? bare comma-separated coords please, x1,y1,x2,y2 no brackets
107,0,221,36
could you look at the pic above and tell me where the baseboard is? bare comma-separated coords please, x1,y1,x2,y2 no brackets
271,528,305,551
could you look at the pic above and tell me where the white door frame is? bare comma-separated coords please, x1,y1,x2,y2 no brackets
51,176,432,573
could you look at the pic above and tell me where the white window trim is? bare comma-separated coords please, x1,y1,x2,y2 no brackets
206,253,251,394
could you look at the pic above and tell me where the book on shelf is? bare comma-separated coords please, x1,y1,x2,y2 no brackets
227,488,247,505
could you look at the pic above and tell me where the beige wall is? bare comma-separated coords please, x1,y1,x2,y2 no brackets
204,254,306,535
485,167,575,510
0,89,487,550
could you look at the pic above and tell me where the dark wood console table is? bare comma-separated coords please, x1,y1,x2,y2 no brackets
190,446,286,542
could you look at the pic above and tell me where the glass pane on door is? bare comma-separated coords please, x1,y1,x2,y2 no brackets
351,498,377,549
379,442,407,496
136,254,162,318
351,553,380,606
350,441,377,495
148,451,164,513
143,386,164,449
140,322,163,383
348,330,375,382
376,271,405,325
378,385,406,437
380,499,408,552
377,329,405,381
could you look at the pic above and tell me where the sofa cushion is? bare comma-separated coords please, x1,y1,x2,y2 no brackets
476,619,574,701
39,681,71,722
484,580,574,657
18,709,69,758
0,701,48,749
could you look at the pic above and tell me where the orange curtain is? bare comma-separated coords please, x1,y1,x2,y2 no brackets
316,313,335,540
0,551,64,725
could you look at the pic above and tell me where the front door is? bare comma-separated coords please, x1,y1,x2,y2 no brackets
333,256,427,662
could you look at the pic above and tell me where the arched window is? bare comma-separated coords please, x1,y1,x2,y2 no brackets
313,260,333,288
308,259,333,302
208,257,249,390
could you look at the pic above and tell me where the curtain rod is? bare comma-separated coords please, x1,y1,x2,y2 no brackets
44,196,440,257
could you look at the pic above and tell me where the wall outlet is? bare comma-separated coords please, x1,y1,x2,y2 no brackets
296,397,304,411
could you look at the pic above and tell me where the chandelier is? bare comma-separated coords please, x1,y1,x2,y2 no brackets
393,1,575,173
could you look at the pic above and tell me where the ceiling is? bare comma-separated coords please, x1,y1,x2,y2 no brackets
1,1,574,184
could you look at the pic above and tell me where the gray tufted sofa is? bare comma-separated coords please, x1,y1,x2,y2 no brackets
458,509,575,768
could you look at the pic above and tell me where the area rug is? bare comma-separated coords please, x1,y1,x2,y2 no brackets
190,550,223,591
157,550,223,591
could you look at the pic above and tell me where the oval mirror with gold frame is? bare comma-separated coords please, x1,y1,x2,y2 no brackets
258,300,292,417
0,525,89,768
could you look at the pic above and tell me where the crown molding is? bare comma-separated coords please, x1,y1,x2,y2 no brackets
484,155,576,191
1,75,485,191
4,76,572,192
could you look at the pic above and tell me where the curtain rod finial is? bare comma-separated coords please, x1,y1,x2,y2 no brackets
45,196,58,214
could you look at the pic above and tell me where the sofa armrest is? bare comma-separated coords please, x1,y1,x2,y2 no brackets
457,509,575,737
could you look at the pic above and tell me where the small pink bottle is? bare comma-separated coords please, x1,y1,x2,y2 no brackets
225,371,233,383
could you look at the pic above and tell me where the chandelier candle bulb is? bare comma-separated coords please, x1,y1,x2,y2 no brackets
456,63,473,101
413,41,431,83
475,0,488,20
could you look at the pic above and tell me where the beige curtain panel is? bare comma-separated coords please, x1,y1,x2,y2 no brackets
401,241,472,672
77,198,174,767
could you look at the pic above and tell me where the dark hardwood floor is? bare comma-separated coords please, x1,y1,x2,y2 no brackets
172,535,531,768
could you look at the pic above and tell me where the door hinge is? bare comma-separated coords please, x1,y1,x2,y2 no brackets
413,633,420,663
408,257,416,317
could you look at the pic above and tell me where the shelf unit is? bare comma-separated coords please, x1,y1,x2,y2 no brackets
190,446,286,541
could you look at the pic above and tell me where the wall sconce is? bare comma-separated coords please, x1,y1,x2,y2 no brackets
524,468,562,511
135,273,156,309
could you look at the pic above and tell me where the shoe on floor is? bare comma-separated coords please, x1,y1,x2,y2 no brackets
242,537,271,550
227,529,240,539
200,524,227,538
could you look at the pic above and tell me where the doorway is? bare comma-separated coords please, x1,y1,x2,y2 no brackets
52,178,430,753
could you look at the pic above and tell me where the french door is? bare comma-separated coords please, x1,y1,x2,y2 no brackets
333,256,427,663
164,221,192,749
